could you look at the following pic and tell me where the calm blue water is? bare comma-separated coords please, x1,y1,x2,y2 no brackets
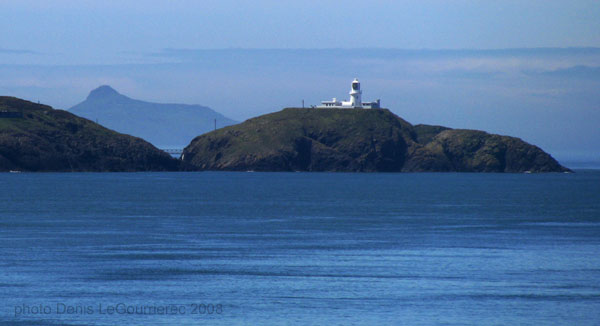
1,171,599,325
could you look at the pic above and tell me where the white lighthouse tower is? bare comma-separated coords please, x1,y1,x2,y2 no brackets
349,78,362,108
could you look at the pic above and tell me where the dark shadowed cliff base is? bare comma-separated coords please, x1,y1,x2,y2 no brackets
182,108,570,173
0,97,180,172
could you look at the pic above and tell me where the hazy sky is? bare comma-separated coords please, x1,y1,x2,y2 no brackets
0,1,599,163
1,0,599,64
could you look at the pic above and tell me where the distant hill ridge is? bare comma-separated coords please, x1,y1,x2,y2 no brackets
69,86,237,147
182,108,570,173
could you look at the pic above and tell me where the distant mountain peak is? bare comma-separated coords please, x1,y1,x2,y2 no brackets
86,85,122,100
70,85,238,147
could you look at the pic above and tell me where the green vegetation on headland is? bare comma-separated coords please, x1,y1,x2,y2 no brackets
0,97,180,172
182,108,570,173
0,97,570,173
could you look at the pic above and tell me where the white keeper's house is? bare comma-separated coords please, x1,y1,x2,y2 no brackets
317,78,380,109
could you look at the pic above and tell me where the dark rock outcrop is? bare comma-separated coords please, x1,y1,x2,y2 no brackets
0,97,180,172
182,108,569,173
405,129,567,172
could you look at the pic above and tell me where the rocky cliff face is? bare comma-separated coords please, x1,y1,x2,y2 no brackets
405,128,568,172
0,97,180,172
182,108,569,173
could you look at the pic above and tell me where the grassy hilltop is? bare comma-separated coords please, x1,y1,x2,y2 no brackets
0,97,179,172
182,108,570,173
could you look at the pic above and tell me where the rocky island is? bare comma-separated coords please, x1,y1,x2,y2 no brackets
0,97,180,172
182,108,570,173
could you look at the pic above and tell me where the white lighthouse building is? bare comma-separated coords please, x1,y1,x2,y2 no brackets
317,78,380,109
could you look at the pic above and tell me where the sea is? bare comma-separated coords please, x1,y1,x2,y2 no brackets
1,171,599,326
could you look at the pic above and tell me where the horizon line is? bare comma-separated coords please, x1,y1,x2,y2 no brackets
155,46,600,53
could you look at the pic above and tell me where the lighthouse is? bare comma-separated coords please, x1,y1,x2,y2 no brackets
317,78,381,109
349,78,362,108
